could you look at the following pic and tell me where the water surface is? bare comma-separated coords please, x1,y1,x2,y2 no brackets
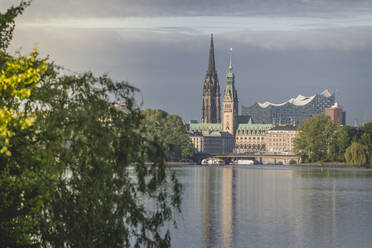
169,165,372,248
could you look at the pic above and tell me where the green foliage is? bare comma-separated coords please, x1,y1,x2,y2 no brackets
344,125,363,142
0,0,31,52
1,66,182,247
345,142,370,167
361,122,372,134
142,108,194,161
295,114,372,166
328,127,350,161
294,114,353,162
1,2,182,247
0,3,53,246
29,72,182,247
359,132,372,146
294,114,338,162
0,48,48,156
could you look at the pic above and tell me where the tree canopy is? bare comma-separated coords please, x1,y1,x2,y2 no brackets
294,113,372,166
0,1,182,247
344,142,370,167
142,108,194,161
294,114,343,162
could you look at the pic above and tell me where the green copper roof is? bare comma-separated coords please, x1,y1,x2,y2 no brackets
188,123,222,132
237,120,272,130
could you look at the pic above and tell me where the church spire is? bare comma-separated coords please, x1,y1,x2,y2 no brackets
202,33,220,123
208,33,216,74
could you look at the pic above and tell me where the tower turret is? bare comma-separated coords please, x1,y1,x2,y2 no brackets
222,48,239,135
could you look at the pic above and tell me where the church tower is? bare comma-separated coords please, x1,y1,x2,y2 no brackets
222,48,239,135
202,34,221,123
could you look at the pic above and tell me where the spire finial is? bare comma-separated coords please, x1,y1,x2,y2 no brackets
226,47,234,79
229,48,233,69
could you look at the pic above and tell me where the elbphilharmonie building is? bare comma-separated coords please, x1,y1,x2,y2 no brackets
241,89,336,125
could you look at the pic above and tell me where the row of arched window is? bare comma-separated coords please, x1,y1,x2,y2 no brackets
237,129,267,135
237,144,265,149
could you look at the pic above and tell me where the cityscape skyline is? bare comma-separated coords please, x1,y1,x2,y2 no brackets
2,0,372,125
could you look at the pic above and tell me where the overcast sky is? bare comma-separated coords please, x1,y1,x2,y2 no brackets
2,0,372,125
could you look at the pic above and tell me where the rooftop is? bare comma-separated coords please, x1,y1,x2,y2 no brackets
237,118,272,130
257,89,333,108
269,125,297,131
188,123,222,132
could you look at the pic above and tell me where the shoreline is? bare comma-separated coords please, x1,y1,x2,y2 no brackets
145,162,195,166
147,161,371,169
295,162,368,168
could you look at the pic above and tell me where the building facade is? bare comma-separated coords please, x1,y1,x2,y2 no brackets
325,102,346,125
266,125,298,152
241,90,336,125
189,131,204,153
202,34,221,124
188,131,234,155
235,119,272,153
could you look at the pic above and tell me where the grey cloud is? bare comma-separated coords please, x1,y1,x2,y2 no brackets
2,0,372,19
221,27,372,51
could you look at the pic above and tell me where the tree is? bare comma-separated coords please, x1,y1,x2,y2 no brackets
1,3,50,244
328,126,350,161
345,142,370,167
344,125,363,142
1,2,182,247
142,109,194,161
30,72,182,247
294,114,338,162
0,0,31,52
361,122,372,134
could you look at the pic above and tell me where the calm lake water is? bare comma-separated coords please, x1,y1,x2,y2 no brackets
169,165,372,248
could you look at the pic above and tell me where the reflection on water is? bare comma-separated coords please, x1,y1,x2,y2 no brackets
171,166,372,248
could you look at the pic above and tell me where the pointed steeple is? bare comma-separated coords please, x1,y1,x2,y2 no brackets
224,48,236,99
208,33,216,74
227,48,234,79
202,33,221,123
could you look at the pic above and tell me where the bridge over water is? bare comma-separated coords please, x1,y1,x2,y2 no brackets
211,152,301,165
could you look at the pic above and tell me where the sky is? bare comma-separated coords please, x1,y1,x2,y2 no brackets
1,0,372,125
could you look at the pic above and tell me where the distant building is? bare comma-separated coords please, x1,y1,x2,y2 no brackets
266,125,298,152
188,130,234,154
235,119,272,153
188,131,204,153
187,35,343,155
241,90,336,125
324,102,346,125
